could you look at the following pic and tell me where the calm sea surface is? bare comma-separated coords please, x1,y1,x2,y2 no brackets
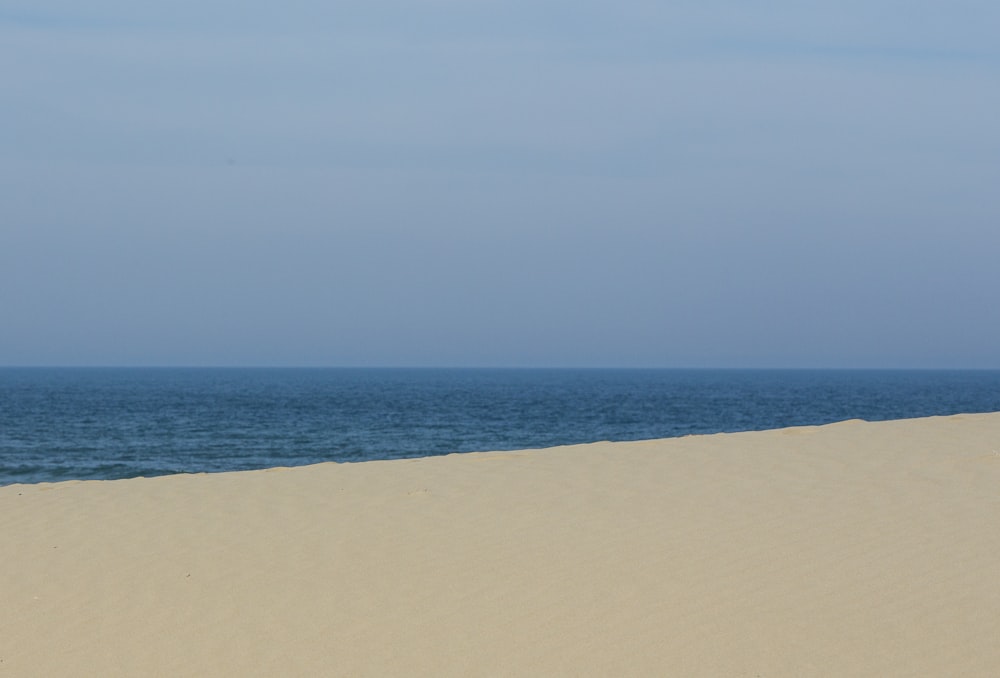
1,368,998,485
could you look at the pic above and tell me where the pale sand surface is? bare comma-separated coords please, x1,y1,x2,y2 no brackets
3,413,1000,677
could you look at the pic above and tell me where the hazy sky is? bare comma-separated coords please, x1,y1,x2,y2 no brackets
3,1,998,367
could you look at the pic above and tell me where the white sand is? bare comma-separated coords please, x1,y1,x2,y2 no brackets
3,413,1000,676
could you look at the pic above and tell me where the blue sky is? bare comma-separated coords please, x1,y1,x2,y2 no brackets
2,1,998,367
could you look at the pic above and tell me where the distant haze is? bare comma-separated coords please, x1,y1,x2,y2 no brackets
3,1,998,367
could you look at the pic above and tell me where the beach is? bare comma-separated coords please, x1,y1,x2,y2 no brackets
3,412,1000,676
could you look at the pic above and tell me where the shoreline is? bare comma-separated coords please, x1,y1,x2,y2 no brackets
3,413,1000,676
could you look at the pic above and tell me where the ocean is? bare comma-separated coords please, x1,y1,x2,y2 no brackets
1,368,998,486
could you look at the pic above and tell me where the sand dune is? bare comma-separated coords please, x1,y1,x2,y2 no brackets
3,413,1000,676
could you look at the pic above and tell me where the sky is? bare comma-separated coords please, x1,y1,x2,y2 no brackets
2,1,998,368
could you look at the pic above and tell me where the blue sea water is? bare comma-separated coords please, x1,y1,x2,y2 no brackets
1,368,998,486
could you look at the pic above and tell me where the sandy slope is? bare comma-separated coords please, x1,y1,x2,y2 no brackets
2,413,1000,677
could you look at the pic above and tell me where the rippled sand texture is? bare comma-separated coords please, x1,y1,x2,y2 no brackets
3,413,1000,677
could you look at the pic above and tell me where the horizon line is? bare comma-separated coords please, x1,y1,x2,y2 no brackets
2,365,998,371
